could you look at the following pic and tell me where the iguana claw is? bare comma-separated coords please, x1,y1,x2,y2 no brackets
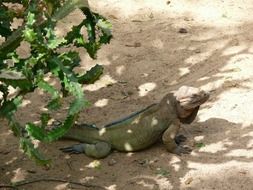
173,146,192,155
175,134,187,145
60,142,112,158
60,144,85,154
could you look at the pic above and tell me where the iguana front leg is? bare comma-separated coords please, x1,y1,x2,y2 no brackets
60,141,112,159
175,134,187,145
162,120,191,155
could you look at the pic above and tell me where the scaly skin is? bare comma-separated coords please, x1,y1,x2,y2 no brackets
61,86,209,158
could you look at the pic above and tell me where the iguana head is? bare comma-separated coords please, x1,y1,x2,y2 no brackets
174,86,209,124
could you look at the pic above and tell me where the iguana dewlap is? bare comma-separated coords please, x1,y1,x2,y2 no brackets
60,86,209,158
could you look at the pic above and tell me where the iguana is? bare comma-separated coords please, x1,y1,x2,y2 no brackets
60,86,209,158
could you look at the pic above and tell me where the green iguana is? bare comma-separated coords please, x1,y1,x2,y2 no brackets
60,86,209,158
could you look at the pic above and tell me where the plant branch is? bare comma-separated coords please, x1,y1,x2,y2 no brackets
0,178,106,190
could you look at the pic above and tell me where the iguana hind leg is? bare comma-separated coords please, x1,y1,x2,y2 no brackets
162,121,191,155
60,141,111,159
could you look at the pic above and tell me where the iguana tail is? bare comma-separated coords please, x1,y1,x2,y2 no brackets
63,123,102,143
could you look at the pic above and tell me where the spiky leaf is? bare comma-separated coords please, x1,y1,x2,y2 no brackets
78,64,103,84
45,114,77,141
20,137,51,166
0,84,9,101
65,9,112,59
67,82,89,115
0,96,22,118
26,122,47,141
45,26,66,49
40,113,51,129
52,0,89,20
26,114,77,142
37,80,62,110
0,70,33,90
47,98,62,110
37,80,59,98
9,119,23,137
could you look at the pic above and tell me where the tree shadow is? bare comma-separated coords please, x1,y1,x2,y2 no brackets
2,5,253,190
113,118,253,190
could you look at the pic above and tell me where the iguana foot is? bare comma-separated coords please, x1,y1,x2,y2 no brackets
175,135,187,145
60,142,112,158
60,144,86,154
172,146,192,155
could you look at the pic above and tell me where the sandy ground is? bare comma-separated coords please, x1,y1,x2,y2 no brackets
2,0,253,189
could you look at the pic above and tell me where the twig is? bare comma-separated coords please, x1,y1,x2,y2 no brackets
0,178,106,190
0,184,14,189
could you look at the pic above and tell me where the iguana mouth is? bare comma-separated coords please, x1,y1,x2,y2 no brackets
178,91,209,110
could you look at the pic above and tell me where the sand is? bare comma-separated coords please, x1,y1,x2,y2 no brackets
1,0,253,189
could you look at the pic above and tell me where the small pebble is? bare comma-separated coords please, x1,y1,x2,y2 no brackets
195,49,201,53
178,28,188,34
27,170,36,173
108,159,117,166
185,177,193,185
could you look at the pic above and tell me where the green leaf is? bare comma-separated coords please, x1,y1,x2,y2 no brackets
0,70,33,90
67,81,89,115
8,51,20,64
37,79,62,110
50,56,89,114
97,19,112,37
195,142,205,148
27,12,36,26
20,137,51,166
96,15,113,44
40,113,51,129
83,42,100,59
45,114,77,141
65,9,112,59
46,97,62,110
45,26,66,49
0,96,22,119
0,5,13,37
26,114,77,142
22,12,37,43
23,28,37,43
9,119,23,137
65,24,83,44
0,84,9,101
44,0,61,15
0,0,112,166
37,80,59,99
52,0,89,21
26,122,47,141
0,25,12,37
60,52,81,70
52,56,78,81
0,24,25,59
156,168,170,177
78,64,103,84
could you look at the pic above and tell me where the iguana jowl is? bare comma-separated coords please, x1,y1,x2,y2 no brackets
60,86,209,158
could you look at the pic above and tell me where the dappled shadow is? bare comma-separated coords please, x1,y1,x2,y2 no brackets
186,118,253,163
2,118,253,189
2,1,253,189
75,17,253,126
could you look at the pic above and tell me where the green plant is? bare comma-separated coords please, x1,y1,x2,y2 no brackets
0,0,112,166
